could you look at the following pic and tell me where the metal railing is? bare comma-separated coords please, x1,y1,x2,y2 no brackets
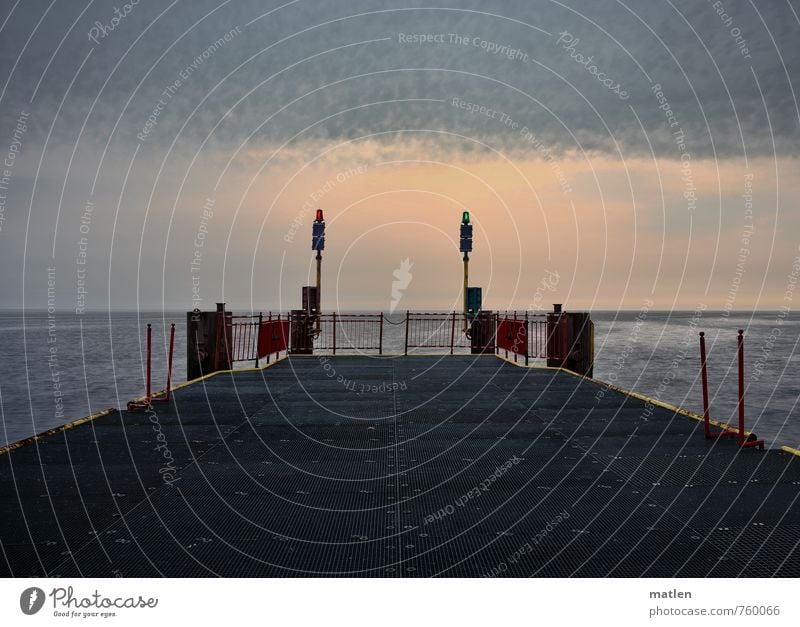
314,312,383,354
226,310,565,362
496,311,551,362
229,314,261,363
404,311,475,355
227,313,289,366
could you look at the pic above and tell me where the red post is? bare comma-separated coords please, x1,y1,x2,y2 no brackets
699,332,710,438
332,312,337,355
735,329,764,449
737,329,745,446
165,323,175,401
146,323,152,401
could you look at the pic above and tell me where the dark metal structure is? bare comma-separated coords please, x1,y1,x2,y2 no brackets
2,355,797,577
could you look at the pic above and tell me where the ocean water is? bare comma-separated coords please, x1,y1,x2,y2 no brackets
1,310,798,449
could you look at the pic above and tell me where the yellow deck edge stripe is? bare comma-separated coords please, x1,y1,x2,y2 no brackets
0,354,290,456
494,353,757,436
126,354,289,403
0,408,116,457
781,446,800,457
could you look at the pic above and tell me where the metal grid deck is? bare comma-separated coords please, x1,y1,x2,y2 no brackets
1,356,798,577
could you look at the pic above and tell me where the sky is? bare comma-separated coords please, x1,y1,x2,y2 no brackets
0,0,798,312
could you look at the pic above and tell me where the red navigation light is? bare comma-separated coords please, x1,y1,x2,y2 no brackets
315,209,324,222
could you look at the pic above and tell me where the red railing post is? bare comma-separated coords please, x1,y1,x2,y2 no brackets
735,329,764,449
737,329,745,446
145,323,152,401
699,332,711,438
164,323,174,401
332,312,337,355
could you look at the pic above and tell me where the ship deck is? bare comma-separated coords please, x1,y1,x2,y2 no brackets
1,355,799,577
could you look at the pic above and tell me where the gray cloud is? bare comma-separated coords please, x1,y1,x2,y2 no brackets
0,0,797,160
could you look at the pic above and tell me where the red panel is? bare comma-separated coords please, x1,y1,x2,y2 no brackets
497,317,527,357
258,319,289,359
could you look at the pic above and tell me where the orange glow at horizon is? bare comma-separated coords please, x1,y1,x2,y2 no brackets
180,143,800,312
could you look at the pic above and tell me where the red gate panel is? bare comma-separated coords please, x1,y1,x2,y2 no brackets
497,317,528,358
258,318,289,359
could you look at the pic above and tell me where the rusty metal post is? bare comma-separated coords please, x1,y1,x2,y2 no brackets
737,329,745,446
735,329,763,448
699,332,711,438
145,323,152,401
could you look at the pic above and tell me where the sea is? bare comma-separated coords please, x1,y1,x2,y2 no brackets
1,310,798,449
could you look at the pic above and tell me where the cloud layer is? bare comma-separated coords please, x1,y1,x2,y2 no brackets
1,0,798,160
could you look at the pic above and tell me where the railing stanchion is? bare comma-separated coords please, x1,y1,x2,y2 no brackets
404,311,410,356
450,311,456,355
255,313,262,367
146,323,152,402
332,312,337,355
379,312,384,355
165,323,175,401
737,329,745,446
735,329,764,449
699,332,711,439
513,311,517,361
525,314,529,366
